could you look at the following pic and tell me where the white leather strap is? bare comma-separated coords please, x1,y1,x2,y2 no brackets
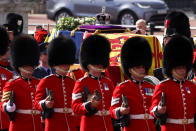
130,114,154,120
95,110,110,116
167,118,194,124
54,107,72,113
16,109,41,115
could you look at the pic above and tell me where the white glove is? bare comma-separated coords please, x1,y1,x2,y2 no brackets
6,100,16,112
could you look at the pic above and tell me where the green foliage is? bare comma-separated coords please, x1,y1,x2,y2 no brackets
55,16,96,31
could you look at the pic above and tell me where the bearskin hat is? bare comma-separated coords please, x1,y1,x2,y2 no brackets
10,35,40,73
6,13,23,36
121,36,152,78
164,11,190,38
163,35,193,77
80,35,111,71
47,36,76,67
0,26,9,56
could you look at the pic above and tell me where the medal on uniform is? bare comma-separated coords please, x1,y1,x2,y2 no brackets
185,87,191,94
1,74,6,80
145,88,148,95
103,83,109,90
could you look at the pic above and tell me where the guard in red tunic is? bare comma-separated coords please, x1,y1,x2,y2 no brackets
0,26,13,131
34,36,78,131
72,35,114,131
1,35,42,131
150,35,196,131
110,36,156,131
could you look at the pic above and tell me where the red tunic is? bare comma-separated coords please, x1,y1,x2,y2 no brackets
1,77,42,131
34,74,78,131
150,78,196,131
67,68,85,81
110,79,156,131
0,67,13,130
72,75,114,131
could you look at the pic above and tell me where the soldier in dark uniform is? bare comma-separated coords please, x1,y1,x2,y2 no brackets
33,42,55,79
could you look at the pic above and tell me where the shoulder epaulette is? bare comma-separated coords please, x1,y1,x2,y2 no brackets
43,74,53,79
143,75,160,86
78,76,88,82
117,80,129,86
159,78,170,84
8,76,19,82
0,66,12,73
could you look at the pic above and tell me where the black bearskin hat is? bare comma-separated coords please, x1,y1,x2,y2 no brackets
0,26,9,56
5,13,23,36
80,35,111,71
163,35,193,77
47,36,76,67
10,35,40,73
164,11,190,38
121,36,152,78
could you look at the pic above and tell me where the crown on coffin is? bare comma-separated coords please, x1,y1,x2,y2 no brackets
96,6,111,25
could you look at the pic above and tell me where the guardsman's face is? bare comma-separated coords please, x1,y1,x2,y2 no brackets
129,65,146,81
172,66,187,80
19,66,34,79
87,64,104,73
54,64,70,76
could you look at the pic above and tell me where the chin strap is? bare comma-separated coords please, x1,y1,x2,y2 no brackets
88,64,104,72
172,69,185,81
19,67,32,74
55,66,68,75
129,68,145,78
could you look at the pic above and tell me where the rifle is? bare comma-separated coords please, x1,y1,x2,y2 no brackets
160,92,165,107
82,86,100,116
122,94,128,108
48,90,54,101
43,88,54,118
82,86,101,102
8,91,15,121
82,86,91,102
9,91,14,106
120,94,130,128
93,89,101,101
159,92,167,125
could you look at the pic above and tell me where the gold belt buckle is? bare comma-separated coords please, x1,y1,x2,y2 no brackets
101,110,106,116
144,113,149,120
182,119,188,124
31,110,36,115
64,107,68,113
